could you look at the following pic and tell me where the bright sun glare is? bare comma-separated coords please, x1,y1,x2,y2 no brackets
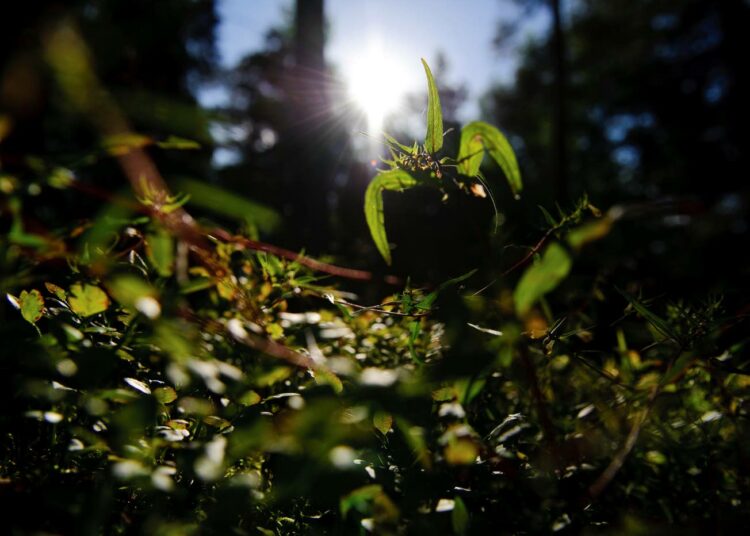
345,42,409,135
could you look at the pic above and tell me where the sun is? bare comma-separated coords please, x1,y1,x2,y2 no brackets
343,41,409,134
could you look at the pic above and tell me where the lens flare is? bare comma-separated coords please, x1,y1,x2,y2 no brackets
345,42,407,133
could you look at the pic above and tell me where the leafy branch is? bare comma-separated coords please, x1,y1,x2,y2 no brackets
363,59,524,265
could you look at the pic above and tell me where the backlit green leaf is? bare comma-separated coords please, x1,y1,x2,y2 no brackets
156,136,201,150
107,276,156,309
153,387,178,404
416,269,477,310
44,282,67,301
314,367,344,394
364,169,418,265
421,58,443,154
373,412,393,435
101,133,152,155
513,242,572,316
566,217,613,250
458,121,522,196
238,390,262,406
383,132,414,153
69,283,110,317
172,177,280,233
146,227,174,277
20,289,45,324
452,496,470,535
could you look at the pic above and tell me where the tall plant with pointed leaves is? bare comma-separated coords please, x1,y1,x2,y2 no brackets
364,59,523,265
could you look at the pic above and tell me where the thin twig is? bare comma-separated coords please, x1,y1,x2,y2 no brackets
331,296,429,318
587,347,683,499
520,345,561,469
587,386,659,498
501,227,556,277
179,308,318,370
572,353,637,392
208,228,401,285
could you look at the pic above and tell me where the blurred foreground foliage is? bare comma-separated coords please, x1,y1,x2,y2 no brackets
2,168,750,534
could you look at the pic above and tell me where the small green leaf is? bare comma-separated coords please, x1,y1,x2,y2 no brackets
458,121,522,196
172,177,280,233
513,242,572,316
566,217,613,250
156,135,200,150
102,133,152,155
340,484,384,517
383,132,414,153
20,289,45,324
314,367,344,394
364,169,418,265
44,282,67,301
538,205,558,227
153,386,178,404
661,352,695,386
444,438,478,465
432,387,458,402
416,269,477,310
396,419,431,468
203,415,231,429
69,283,110,317
107,275,157,309
373,412,393,435
146,228,174,277
238,390,262,406
452,496,470,535
421,58,443,154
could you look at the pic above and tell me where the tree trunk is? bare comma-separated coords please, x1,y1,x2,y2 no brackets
550,0,568,201
295,0,324,73
288,0,330,250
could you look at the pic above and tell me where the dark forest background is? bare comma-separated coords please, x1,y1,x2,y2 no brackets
2,0,748,294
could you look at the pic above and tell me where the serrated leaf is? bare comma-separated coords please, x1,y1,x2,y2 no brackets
513,242,572,316
373,412,393,435
146,228,174,277
69,283,110,317
458,121,522,196
364,169,418,265
452,496,470,535
19,289,44,324
421,59,444,154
